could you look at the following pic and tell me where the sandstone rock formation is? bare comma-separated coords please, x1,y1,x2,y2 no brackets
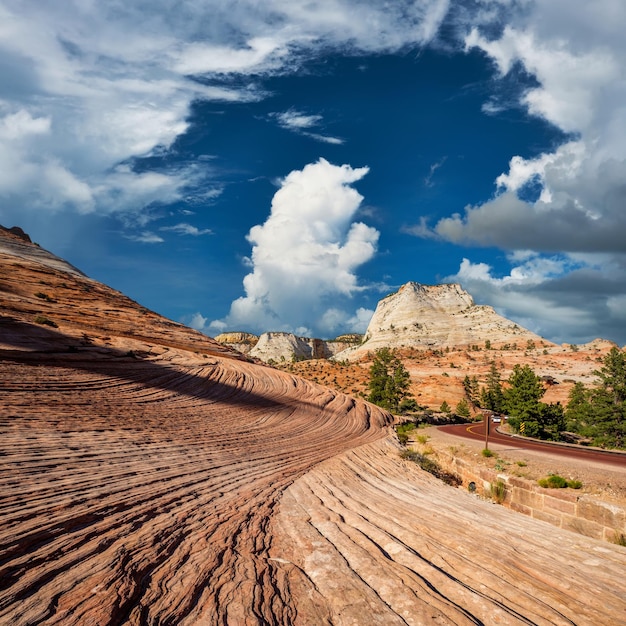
337,282,549,360
215,331,361,363
2,228,626,625
214,331,259,355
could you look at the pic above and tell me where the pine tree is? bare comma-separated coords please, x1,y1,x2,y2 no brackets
463,374,480,406
565,381,592,432
367,348,413,413
480,362,505,412
439,400,451,414
455,397,471,418
504,364,546,435
588,347,626,448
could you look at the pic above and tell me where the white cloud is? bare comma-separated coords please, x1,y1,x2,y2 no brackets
271,109,345,145
274,111,323,130
160,223,213,236
441,0,626,254
126,231,164,244
398,0,626,344
424,157,447,188
347,307,375,333
187,312,209,331
0,0,451,238
447,255,626,345
212,158,379,335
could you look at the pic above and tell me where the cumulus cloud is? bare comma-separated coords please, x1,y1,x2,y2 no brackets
420,0,626,253
400,0,626,343
446,254,626,345
211,158,379,336
187,312,209,331
0,0,451,240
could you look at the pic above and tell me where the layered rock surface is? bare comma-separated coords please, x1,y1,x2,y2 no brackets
338,282,548,360
2,229,625,625
215,331,360,362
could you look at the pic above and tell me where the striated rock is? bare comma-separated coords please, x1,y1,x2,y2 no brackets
214,331,259,355
337,282,549,360
2,229,626,625
0,224,32,243
215,331,362,363
0,228,392,624
576,338,619,351
249,332,332,362
248,332,360,363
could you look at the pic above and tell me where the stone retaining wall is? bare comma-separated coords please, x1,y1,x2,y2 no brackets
434,450,626,543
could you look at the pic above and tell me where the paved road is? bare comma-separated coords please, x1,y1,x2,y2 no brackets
439,421,626,469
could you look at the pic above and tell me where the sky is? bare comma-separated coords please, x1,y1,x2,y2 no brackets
1,0,625,346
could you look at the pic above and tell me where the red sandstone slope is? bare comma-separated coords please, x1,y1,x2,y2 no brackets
1,228,626,625
0,228,391,623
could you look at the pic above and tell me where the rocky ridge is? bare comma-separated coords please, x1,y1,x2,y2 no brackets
216,282,549,363
2,227,626,625
215,331,361,362
339,281,549,360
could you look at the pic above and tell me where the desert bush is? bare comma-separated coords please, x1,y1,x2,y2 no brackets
611,532,626,547
400,450,461,487
34,315,57,328
537,474,582,489
489,480,507,503
395,422,416,446
34,291,54,302
481,448,496,458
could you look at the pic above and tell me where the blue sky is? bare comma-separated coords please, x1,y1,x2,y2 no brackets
1,1,625,345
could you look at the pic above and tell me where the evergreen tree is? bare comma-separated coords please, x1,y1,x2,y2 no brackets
588,347,626,448
462,374,480,406
502,364,565,440
480,362,505,412
504,364,546,435
439,400,451,414
455,397,471,418
565,381,592,432
367,348,413,413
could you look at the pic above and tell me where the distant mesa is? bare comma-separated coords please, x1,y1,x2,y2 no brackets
215,282,549,363
215,331,362,363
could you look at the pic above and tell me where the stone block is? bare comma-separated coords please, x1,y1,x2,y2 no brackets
561,515,605,540
513,486,544,509
577,497,626,530
508,476,532,489
510,501,532,516
544,495,577,515
532,509,562,527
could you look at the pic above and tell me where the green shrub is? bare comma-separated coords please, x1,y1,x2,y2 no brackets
537,474,582,489
611,532,626,547
34,291,54,302
395,422,416,446
481,448,496,458
490,480,506,503
400,450,461,487
34,315,57,328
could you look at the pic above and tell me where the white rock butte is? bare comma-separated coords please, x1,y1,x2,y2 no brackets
338,282,548,359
